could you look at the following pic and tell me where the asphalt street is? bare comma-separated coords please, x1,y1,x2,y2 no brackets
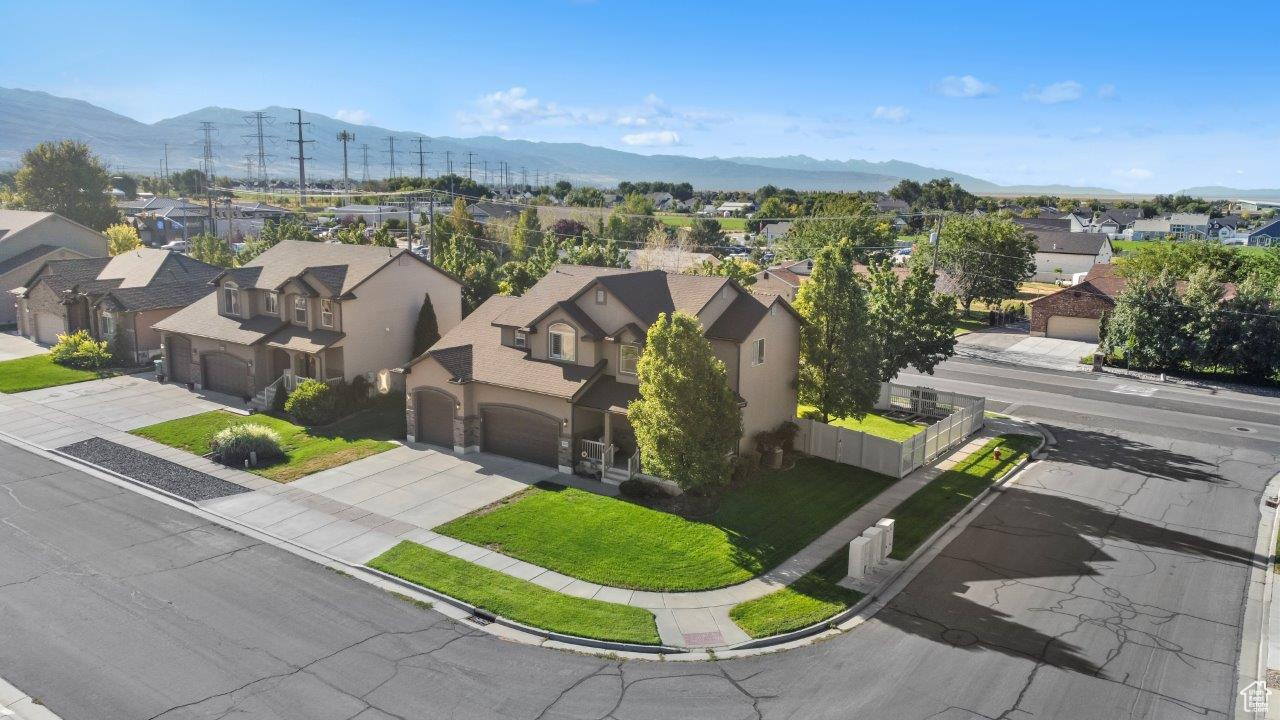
0,354,1277,719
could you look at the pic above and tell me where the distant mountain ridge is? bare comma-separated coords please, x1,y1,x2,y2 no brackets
3,85,1259,198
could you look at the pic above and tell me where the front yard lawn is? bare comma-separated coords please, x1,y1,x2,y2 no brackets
888,434,1039,559
436,458,898,592
131,404,400,482
797,404,924,441
368,541,660,645
729,545,862,638
953,310,991,336
0,354,122,393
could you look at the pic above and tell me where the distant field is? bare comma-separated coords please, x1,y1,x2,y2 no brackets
1112,239,1274,256
656,214,747,232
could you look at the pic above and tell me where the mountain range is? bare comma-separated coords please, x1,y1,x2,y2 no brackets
0,87,1269,199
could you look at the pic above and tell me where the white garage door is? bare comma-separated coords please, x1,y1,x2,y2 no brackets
34,311,65,345
1046,315,1100,343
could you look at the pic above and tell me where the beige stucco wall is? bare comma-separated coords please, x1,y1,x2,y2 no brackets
336,254,462,382
572,285,639,336
0,215,108,265
2,247,89,326
529,306,596,365
695,282,737,328
132,308,176,354
736,302,800,452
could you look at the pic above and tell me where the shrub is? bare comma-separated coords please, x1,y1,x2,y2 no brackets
50,330,112,369
283,378,342,425
731,452,760,484
210,424,284,467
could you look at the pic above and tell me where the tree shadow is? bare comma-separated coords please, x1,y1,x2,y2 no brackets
1043,424,1226,484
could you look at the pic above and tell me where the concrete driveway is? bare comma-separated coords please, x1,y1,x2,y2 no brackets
0,372,243,448
0,331,46,362
956,327,1097,372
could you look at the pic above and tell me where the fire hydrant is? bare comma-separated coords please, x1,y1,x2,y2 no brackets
993,448,1003,462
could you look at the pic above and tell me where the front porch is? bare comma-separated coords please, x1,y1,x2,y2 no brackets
572,377,641,484
253,330,346,409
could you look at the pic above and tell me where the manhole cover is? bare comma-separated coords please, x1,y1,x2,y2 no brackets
941,629,978,647
1234,426,1255,433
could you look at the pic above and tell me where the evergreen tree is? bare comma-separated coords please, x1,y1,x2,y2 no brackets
628,311,742,490
794,240,880,422
412,293,441,357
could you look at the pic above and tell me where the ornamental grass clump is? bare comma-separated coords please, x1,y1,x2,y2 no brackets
210,423,284,467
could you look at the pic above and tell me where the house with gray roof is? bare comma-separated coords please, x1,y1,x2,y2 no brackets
0,210,109,327
403,265,801,479
15,248,220,362
1028,229,1113,282
153,240,462,404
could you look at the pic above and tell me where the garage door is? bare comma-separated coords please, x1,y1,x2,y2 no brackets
167,336,191,384
202,352,250,397
1046,315,1100,343
415,390,455,447
481,406,559,467
34,311,64,345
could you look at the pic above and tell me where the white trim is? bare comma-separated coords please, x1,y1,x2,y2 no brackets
548,322,575,361
751,337,766,366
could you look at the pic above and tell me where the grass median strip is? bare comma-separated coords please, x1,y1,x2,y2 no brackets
729,546,862,638
368,541,661,645
888,434,1038,560
131,406,399,482
0,354,122,393
436,458,897,592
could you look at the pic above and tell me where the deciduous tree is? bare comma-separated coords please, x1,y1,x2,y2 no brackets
105,223,141,256
15,140,119,230
913,214,1035,313
865,259,957,381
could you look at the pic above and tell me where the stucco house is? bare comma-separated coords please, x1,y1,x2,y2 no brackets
153,240,462,403
403,265,801,481
14,248,221,362
1028,230,1113,283
0,210,108,327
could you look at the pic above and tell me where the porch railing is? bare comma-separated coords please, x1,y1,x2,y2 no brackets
580,438,609,464
627,449,641,478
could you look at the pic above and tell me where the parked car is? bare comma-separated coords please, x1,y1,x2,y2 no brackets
161,240,189,253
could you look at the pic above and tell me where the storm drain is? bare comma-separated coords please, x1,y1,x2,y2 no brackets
1234,426,1256,433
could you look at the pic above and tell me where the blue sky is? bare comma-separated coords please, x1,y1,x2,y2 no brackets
2,0,1278,192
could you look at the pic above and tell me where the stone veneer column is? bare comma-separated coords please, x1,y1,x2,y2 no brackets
557,432,573,475
454,415,480,454
404,395,417,443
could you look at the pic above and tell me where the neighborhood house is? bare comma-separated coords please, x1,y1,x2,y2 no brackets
153,240,462,403
403,265,801,481
0,210,108,327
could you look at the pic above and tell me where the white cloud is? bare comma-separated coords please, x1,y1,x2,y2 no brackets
1111,167,1153,180
456,86,582,133
1097,83,1117,100
334,108,371,124
937,75,997,98
620,130,681,147
872,105,909,123
457,87,722,136
1024,81,1084,104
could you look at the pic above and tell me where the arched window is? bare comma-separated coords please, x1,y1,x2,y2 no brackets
548,322,575,361
222,282,240,316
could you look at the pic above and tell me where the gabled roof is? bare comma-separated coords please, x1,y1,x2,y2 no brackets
22,248,222,312
704,292,769,342
1029,230,1110,256
1032,263,1239,307
0,210,56,241
216,240,452,296
0,244,63,277
491,265,632,329
1013,216,1071,231
152,293,286,343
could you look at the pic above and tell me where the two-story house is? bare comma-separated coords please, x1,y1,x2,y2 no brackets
403,265,801,482
153,240,462,402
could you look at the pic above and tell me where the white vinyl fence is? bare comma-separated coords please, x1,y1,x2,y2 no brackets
794,383,986,479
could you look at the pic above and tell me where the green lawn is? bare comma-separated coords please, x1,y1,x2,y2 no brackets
888,434,1039,560
953,310,991,336
0,354,121,393
1113,239,1274,257
797,404,924,441
729,546,862,638
131,405,400,482
656,213,747,232
368,541,660,644
436,458,898,592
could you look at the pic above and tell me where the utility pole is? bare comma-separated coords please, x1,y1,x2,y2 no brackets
359,144,371,183
444,151,454,195
288,109,312,206
384,136,397,179
413,137,429,180
427,192,436,261
483,160,489,186
162,144,170,186
520,166,527,188
466,151,475,180
336,131,355,191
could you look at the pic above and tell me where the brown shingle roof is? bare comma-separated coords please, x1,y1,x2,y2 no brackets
152,293,286,344
705,292,769,342
492,265,630,328
232,240,416,295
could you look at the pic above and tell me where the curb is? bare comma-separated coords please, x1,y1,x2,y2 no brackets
0,675,63,720
725,425,1048,652
0,430,680,657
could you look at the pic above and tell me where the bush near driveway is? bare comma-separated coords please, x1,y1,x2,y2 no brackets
368,541,660,645
210,424,284,467
0,353,120,393
50,330,112,369
436,458,898,592
887,434,1038,560
131,404,399,482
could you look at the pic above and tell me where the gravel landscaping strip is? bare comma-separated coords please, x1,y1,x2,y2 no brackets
58,437,250,502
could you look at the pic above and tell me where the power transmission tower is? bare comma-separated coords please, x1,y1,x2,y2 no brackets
198,122,216,232
520,166,528,187
483,160,489,185
443,151,454,195
242,111,275,186
466,151,475,180
161,144,170,185
243,154,256,185
383,136,397,179
288,109,313,206
359,144,371,183
336,131,355,190
413,137,429,179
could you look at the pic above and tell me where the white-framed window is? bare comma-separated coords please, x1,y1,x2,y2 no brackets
100,312,115,338
265,292,278,315
619,343,639,375
595,288,607,305
548,322,575,361
751,338,766,366
222,282,240,316
293,296,308,324
514,330,527,349
320,299,334,327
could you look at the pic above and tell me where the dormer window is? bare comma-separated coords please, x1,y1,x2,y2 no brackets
548,323,575,361
321,299,334,327
514,330,527,348
265,291,278,315
293,296,308,324
222,282,240,316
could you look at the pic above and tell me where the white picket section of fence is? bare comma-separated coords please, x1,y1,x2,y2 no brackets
796,382,986,479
